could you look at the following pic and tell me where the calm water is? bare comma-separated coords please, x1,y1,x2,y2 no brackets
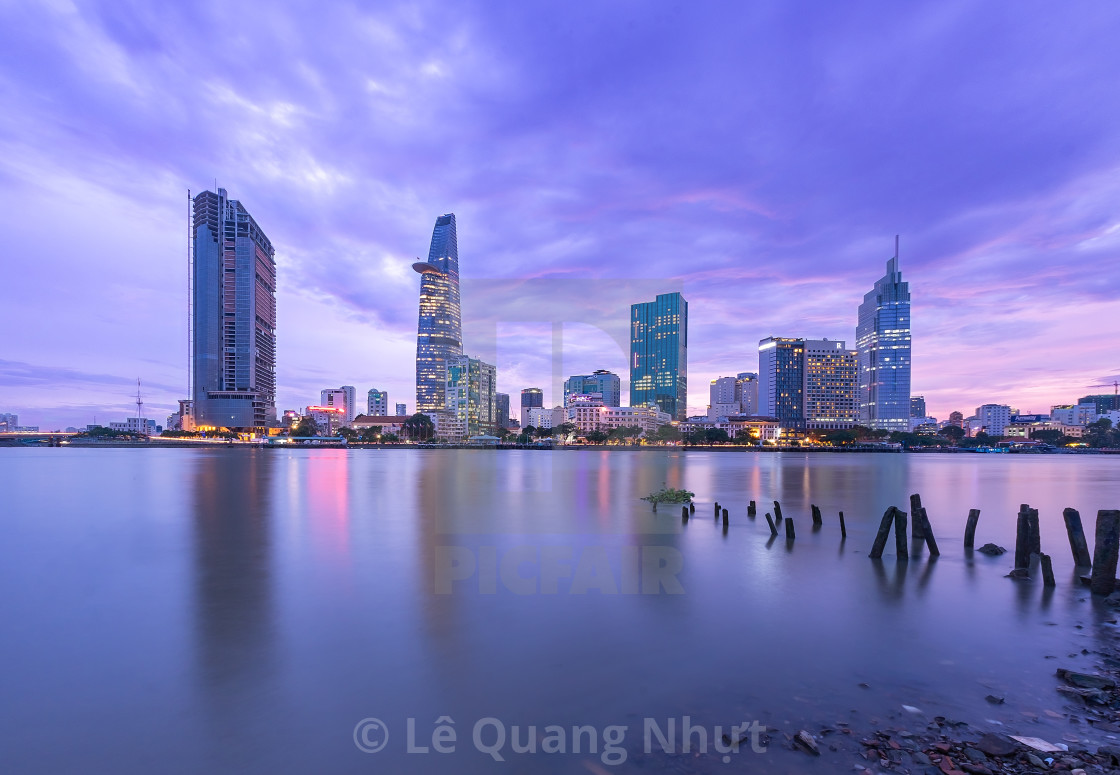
2,448,1119,773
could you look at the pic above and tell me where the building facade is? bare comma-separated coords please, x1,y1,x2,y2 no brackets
321,386,357,424
630,292,688,420
564,370,622,407
367,389,389,416
737,372,759,416
525,406,566,430
305,406,344,436
973,404,1012,437
413,214,463,413
856,245,911,432
445,355,497,441
395,403,407,416
910,396,926,418
191,189,277,430
495,393,510,430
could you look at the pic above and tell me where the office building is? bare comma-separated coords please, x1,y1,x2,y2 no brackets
305,405,344,436
525,406,566,430
910,396,926,418
758,337,805,428
190,189,277,430
321,386,357,424
737,372,759,416
520,387,543,428
1050,403,1099,426
973,404,1012,437
1078,394,1120,414
803,339,858,430
856,240,911,432
367,389,389,416
630,292,688,420
109,418,158,435
707,376,742,422
0,413,17,432
495,393,510,430
564,370,622,407
413,214,463,413
395,402,408,416
446,355,497,441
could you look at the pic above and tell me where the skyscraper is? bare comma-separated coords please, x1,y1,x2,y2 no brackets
321,386,357,423
630,292,688,421
413,214,463,413
757,337,805,428
191,188,276,430
445,355,497,440
520,387,543,428
368,389,389,416
910,396,926,418
803,339,857,430
737,372,759,416
856,240,911,432
495,393,510,430
563,370,622,407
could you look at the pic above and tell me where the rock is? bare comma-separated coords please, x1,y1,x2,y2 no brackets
912,751,932,765
902,704,923,714
1026,752,1047,768
1056,668,1116,690
794,729,819,756
977,544,1006,556
1056,686,1108,705
963,747,987,762
984,695,1005,704
1007,568,1031,579
961,764,992,775
1010,736,1063,753
976,733,1019,757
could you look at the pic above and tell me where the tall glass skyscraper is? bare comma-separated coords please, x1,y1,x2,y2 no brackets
630,292,688,420
856,241,911,431
413,214,463,413
191,189,276,430
757,337,805,428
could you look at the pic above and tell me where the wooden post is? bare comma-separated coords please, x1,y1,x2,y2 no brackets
714,502,720,517
1090,510,1120,596
909,494,926,539
964,509,981,549
1014,506,1031,570
765,513,778,537
773,501,783,522
918,507,940,556
722,508,729,528
811,504,822,526
748,500,756,517
1063,507,1092,567
869,507,895,559
682,506,689,523
1040,553,1056,587
689,502,695,514
1026,507,1040,556
894,508,909,561
838,511,847,538
785,517,795,541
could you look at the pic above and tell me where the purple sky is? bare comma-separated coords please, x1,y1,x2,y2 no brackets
3,1,1120,429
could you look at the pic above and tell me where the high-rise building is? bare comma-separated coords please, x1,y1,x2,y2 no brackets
758,337,805,428
974,404,1012,437
395,402,408,416
736,372,759,416
413,214,463,413
630,292,688,421
1078,394,1120,414
495,393,510,430
948,410,964,428
445,355,497,441
520,387,543,428
856,240,911,432
367,389,389,416
803,339,858,430
191,189,277,430
564,370,622,407
707,376,741,421
0,413,17,432
910,396,926,418
321,386,357,424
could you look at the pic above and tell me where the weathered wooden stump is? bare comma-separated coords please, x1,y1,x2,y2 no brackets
917,507,940,556
838,511,847,538
765,513,778,537
1040,553,1056,587
1025,505,1040,556
748,500,756,517
811,504,822,527
773,501,783,522
1090,510,1120,596
964,508,981,549
894,508,909,561
682,506,689,523
869,507,895,559
909,494,926,539
785,517,795,541
1063,507,1092,567
722,508,729,528
1014,506,1031,570
689,502,695,515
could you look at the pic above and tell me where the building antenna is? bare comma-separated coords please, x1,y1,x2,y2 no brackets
136,378,143,430
895,234,900,263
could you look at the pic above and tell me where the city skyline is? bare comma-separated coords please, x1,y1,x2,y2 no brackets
3,2,1119,428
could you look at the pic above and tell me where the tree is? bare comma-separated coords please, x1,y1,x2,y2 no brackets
293,417,320,437
402,413,435,441
937,425,965,443
653,424,682,444
337,427,357,442
360,426,381,443
552,422,576,441
381,432,400,443
703,427,730,445
586,430,609,444
821,429,857,445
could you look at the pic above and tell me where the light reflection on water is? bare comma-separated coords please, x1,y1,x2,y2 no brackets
1,448,1118,773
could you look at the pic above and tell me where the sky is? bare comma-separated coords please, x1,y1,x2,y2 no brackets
2,0,1119,429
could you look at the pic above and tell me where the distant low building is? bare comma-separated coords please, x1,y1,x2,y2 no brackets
395,403,408,416
352,414,410,436
305,406,345,436
109,418,158,435
367,389,389,416
1050,403,1098,426
525,406,565,430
